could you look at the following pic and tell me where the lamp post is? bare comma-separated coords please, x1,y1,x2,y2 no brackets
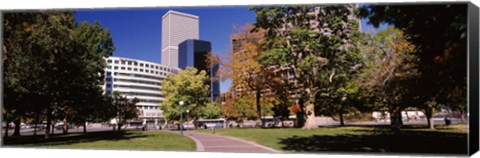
179,101,184,136
186,109,190,131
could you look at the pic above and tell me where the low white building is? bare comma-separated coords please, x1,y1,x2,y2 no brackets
102,56,178,126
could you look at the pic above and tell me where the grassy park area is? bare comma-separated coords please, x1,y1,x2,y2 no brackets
3,130,196,151
195,124,468,154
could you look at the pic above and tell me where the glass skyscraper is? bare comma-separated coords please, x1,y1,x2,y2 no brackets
178,39,220,102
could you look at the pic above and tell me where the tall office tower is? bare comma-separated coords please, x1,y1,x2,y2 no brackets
178,39,220,102
161,10,199,67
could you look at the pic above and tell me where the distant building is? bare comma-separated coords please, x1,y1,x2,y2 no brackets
178,39,220,102
161,10,199,67
103,56,178,126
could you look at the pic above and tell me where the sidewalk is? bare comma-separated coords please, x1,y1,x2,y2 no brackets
182,131,281,153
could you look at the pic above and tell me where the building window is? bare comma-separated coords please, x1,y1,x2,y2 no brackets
156,66,159,69
114,66,118,70
114,60,119,64
140,69,144,72
140,63,144,67
128,61,132,65
121,61,126,65
134,68,138,71
106,84,112,88
107,60,112,63
145,64,149,68
127,67,132,70
145,70,149,73
121,67,125,70
107,66,111,69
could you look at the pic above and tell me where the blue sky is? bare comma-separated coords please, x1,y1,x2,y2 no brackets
75,6,386,93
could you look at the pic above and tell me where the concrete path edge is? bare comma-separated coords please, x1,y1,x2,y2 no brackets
185,134,205,151
189,131,282,153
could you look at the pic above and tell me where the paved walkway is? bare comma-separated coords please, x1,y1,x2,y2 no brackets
182,131,281,153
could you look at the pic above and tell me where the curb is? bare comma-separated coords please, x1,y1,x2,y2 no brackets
185,133,205,151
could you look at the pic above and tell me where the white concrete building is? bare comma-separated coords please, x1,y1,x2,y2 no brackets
161,10,199,67
103,56,178,125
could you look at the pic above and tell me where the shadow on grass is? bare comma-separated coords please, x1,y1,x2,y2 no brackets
279,128,467,154
3,131,147,147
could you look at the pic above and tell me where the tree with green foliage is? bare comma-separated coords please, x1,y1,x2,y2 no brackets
359,4,468,124
233,95,258,120
2,12,114,138
160,67,210,125
252,5,363,129
110,92,140,131
199,101,222,119
356,27,418,130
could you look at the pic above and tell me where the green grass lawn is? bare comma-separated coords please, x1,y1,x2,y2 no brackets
194,124,468,155
4,130,196,151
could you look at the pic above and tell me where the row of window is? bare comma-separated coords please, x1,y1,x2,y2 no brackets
107,71,165,81
106,65,171,76
107,59,177,73
138,106,160,110
114,84,161,91
113,78,161,86
139,99,163,104
119,92,164,98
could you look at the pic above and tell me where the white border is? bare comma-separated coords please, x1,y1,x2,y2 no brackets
1,1,477,158
0,0,474,10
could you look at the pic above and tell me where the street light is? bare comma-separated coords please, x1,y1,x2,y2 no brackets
186,109,190,131
179,101,184,136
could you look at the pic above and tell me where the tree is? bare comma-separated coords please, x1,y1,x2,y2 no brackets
359,4,467,121
271,99,292,128
233,95,258,120
2,12,114,138
110,92,140,131
160,67,210,124
356,27,418,130
199,101,222,119
252,5,363,129
221,98,240,119
211,24,268,125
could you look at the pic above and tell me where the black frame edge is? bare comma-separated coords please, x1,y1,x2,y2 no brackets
468,2,480,156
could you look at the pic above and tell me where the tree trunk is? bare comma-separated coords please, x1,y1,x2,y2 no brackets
425,107,434,129
296,99,306,127
45,107,52,139
280,118,285,128
33,112,39,136
4,121,9,138
117,124,122,131
390,105,403,131
460,111,465,123
255,89,263,127
83,122,87,134
339,112,345,126
13,117,21,136
62,118,68,134
302,103,317,129
51,124,55,135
